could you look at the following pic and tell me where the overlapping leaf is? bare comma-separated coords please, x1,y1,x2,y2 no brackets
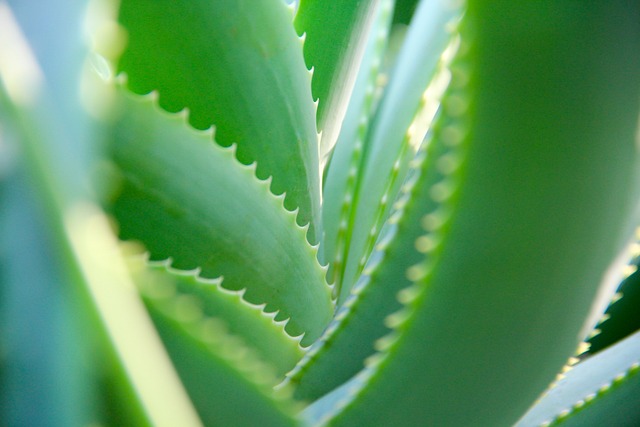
107,90,333,344
0,1,202,424
318,2,640,425
130,257,305,377
588,248,640,355
118,0,322,243
516,331,640,426
141,283,301,427
328,0,463,302
294,0,381,164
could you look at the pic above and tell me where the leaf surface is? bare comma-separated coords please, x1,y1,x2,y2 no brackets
294,0,380,164
107,91,333,344
0,1,202,424
131,259,305,377
321,0,394,291
118,0,322,242
325,2,640,425
287,110,450,401
333,0,462,302
516,331,640,427
141,284,301,427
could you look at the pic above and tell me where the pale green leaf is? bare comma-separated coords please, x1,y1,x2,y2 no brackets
0,1,201,424
321,0,394,288
287,116,446,401
327,2,640,425
130,258,306,377
516,331,640,427
118,0,322,243
107,90,333,344
333,0,462,302
294,0,382,163
141,285,301,427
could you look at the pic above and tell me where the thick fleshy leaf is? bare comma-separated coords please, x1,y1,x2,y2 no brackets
516,331,640,427
118,0,321,243
294,0,380,163
333,0,463,302
130,258,305,377
107,90,333,344
287,116,447,401
324,2,640,425
321,0,395,288
141,284,300,427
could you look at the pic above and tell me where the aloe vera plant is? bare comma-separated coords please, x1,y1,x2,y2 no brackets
2,0,640,425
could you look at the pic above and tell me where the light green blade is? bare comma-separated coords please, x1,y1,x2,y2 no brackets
287,111,451,401
294,0,380,163
326,2,640,425
516,331,640,427
141,283,301,427
130,257,305,377
118,0,321,243
321,0,394,290
334,0,463,302
107,90,333,345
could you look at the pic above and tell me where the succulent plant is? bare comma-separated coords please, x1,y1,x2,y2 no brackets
1,0,639,426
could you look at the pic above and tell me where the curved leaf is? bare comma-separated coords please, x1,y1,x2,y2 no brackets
118,0,321,242
141,283,301,427
1,2,202,424
321,0,394,288
131,258,305,377
327,2,640,425
516,331,640,427
287,111,450,401
107,90,333,344
334,0,462,302
294,0,381,163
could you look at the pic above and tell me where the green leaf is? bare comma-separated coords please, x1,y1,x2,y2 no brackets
516,331,640,427
294,0,382,163
141,284,301,427
107,90,333,345
287,113,448,401
130,257,305,377
332,0,462,302
326,2,640,425
321,0,394,290
118,0,322,243
588,249,640,355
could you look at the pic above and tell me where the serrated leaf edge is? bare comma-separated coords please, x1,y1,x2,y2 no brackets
140,276,303,416
138,255,309,351
313,27,474,427
283,20,466,402
336,24,461,301
327,0,395,294
111,77,335,329
581,232,640,356
542,362,640,427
